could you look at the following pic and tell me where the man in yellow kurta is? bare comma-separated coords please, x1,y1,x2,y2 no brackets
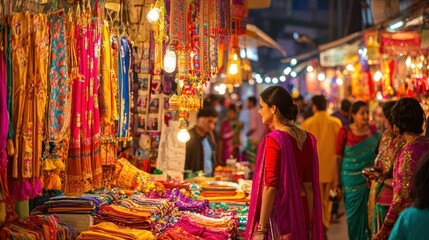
301,95,342,232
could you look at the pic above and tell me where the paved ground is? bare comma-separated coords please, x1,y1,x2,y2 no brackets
327,203,348,240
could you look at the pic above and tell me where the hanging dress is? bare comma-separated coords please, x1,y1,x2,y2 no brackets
89,18,102,189
0,22,19,226
45,9,71,191
99,20,118,166
9,12,43,201
65,10,102,195
117,36,131,139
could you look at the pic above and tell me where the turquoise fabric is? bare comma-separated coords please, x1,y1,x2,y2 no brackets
389,207,429,240
341,133,380,240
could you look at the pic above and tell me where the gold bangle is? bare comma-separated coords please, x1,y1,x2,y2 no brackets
256,225,268,233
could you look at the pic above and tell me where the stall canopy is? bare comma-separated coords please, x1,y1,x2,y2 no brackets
245,24,287,57
248,0,271,9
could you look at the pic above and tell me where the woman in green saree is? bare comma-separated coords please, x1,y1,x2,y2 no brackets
334,101,381,240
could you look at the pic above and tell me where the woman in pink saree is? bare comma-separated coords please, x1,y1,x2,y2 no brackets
245,86,323,240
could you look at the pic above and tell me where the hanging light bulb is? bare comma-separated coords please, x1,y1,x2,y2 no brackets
164,46,177,73
228,53,239,75
177,119,190,143
405,56,412,68
147,7,160,23
373,71,383,82
376,91,383,101
317,72,326,81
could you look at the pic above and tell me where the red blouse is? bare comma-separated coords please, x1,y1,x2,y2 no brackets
335,125,378,156
264,133,313,187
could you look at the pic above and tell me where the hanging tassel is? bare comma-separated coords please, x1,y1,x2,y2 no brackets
6,139,14,157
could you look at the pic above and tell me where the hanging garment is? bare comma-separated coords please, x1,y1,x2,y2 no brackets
65,12,102,195
117,36,131,138
9,11,44,201
45,9,71,181
100,20,118,166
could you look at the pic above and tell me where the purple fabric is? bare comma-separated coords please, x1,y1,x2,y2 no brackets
245,130,323,239
0,41,7,170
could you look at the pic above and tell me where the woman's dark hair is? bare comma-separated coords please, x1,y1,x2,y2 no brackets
349,101,368,123
227,104,237,113
391,98,425,135
260,86,298,122
381,101,397,126
411,153,429,209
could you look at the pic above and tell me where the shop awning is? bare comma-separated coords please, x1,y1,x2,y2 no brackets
281,31,363,64
246,24,287,57
248,0,272,9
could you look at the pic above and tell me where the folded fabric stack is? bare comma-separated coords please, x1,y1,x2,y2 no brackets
208,203,248,238
142,188,209,213
119,197,174,232
198,181,249,203
77,221,155,240
44,194,111,214
158,214,233,240
0,214,76,239
95,204,153,229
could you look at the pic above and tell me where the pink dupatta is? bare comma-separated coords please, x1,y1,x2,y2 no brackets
245,130,323,240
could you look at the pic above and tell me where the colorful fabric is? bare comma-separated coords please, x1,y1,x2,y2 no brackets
368,132,404,235
381,137,429,238
111,158,150,192
264,135,313,187
340,129,380,240
9,11,45,201
46,9,71,161
245,130,323,239
0,23,18,226
301,111,342,183
117,36,131,138
389,207,429,240
219,119,242,164
100,20,117,165
79,221,156,240
175,215,230,239
65,14,102,195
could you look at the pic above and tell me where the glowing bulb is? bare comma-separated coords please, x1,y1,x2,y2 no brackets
290,71,297,78
284,67,292,75
306,66,313,72
249,79,255,85
406,56,412,67
272,78,279,84
291,58,297,66
373,71,383,82
317,73,325,81
256,77,263,83
177,129,190,143
336,78,343,85
280,76,286,82
376,91,383,101
265,77,271,83
233,53,238,61
255,73,261,79
418,62,423,69
163,48,177,73
147,8,160,23
346,64,355,72
411,63,416,69
228,63,238,75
